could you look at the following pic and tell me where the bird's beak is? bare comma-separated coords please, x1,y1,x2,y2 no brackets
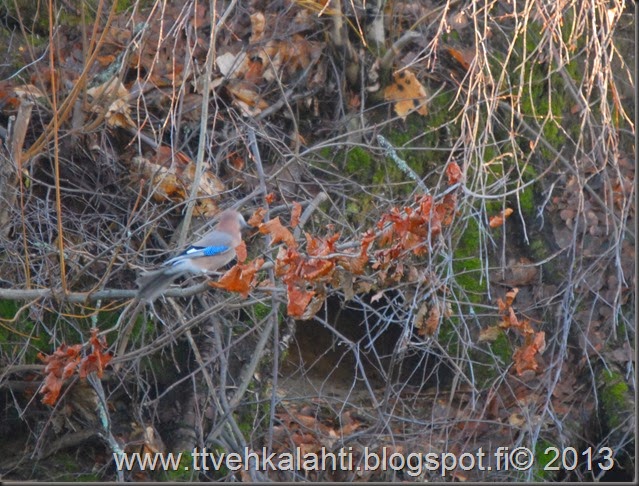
239,214,250,230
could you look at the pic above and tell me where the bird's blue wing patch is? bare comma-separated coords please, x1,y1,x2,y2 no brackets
201,245,229,256
165,244,230,266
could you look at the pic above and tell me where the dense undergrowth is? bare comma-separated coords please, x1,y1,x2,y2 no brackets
0,0,634,481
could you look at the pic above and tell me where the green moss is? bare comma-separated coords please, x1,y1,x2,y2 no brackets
471,328,513,387
489,329,511,364
529,238,548,261
115,0,133,13
452,218,486,303
253,302,272,321
533,439,560,480
51,452,101,481
437,318,460,357
0,300,44,361
518,184,535,215
344,147,373,175
599,369,631,429
163,452,195,481
318,146,333,160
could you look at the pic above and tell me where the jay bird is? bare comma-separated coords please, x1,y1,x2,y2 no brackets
136,210,248,302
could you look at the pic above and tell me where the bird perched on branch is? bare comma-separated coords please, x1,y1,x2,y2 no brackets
136,210,248,302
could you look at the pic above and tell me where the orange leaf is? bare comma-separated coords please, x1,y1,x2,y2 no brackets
505,287,519,306
489,208,514,228
248,208,266,227
38,343,82,405
446,46,473,71
235,241,247,262
306,232,339,256
513,331,546,376
286,279,315,318
290,202,302,228
209,258,264,297
338,230,374,274
40,372,65,406
299,259,335,281
79,329,112,379
259,217,297,248
446,161,462,185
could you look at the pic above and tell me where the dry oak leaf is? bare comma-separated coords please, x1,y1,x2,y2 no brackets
234,241,248,263
38,343,82,406
225,80,269,116
86,78,135,128
259,217,297,248
489,208,514,228
290,202,302,228
478,325,504,343
248,207,267,227
79,329,112,379
445,46,474,71
446,161,463,185
497,287,519,313
209,258,264,297
285,278,315,318
38,329,112,406
131,151,224,217
384,70,429,120
337,230,375,274
414,301,441,336
513,331,546,376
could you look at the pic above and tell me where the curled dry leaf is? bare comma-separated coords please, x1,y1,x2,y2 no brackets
478,325,504,343
512,331,546,376
234,241,247,262
209,258,264,298
79,329,112,379
285,278,315,318
86,78,135,128
259,217,297,247
38,344,82,406
38,329,112,406
290,202,302,228
131,150,224,217
248,207,267,227
446,161,462,185
489,208,514,228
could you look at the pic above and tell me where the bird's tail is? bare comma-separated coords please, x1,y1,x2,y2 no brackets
136,268,183,302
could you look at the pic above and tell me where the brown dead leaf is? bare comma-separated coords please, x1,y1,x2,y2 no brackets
259,217,297,247
131,154,224,217
416,303,440,336
78,329,112,379
478,325,503,343
290,202,302,228
384,70,429,120
249,12,266,43
512,331,546,376
235,241,247,262
285,280,315,318
489,208,514,228
445,46,474,71
248,208,267,227
446,161,462,185
38,329,112,406
38,343,82,405
209,258,264,297
86,78,134,128
225,80,269,116
505,287,519,306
